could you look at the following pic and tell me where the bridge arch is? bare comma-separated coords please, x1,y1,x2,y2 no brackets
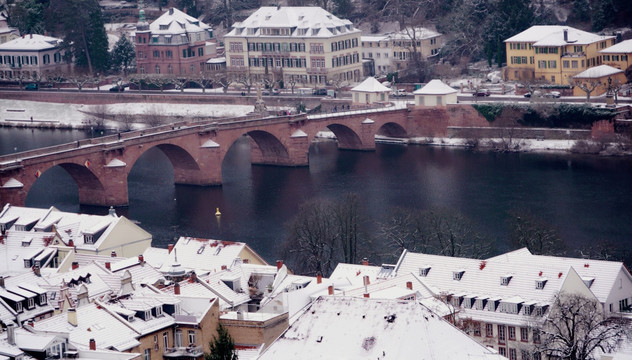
377,122,408,138
129,142,208,187
26,162,105,206
323,123,363,150
223,130,291,168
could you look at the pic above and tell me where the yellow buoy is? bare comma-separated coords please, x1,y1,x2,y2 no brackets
215,207,222,216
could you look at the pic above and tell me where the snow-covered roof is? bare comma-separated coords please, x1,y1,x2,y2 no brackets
600,39,632,54
0,230,58,274
158,236,266,275
388,27,442,40
361,35,388,42
0,34,62,51
573,64,624,79
504,25,615,46
350,77,390,93
149,8,211,36
226,6,358,39
258,296,503,360
413,79,457,95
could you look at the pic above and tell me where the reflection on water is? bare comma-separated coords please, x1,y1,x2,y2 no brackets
3,128,632,264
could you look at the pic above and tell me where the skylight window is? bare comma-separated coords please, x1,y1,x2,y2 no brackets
535,279,547,289
419,267,431,277
500,276,512,286
453,271,465,281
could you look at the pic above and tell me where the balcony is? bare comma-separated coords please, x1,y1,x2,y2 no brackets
164,345,204,359
227,65,248,72
562,52,585,58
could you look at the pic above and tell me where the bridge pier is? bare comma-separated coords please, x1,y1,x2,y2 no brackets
0,186,27,207
249,135,309,167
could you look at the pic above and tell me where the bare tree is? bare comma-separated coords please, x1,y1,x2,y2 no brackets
128,75,146,92
333,193,361,264
282,198,339,277
144,105,166,127
285,75,298,94
237,74,255,94
424,208,491,258
508,209,566,255
380,207,428,259
536,292,631,360
146,75,173,92
190,71,214,93
573,79,601,102
48,71,66,90
116,110,136,132
171,76,188,92
68,74,92,91
86,104,111,131
214,71,233,93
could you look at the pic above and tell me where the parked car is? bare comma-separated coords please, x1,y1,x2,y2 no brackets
313,88,328,96
472,89,490,97
262,89,270,95
272,88,280,95
390,89,407,97
109,85,125,92
524,90,542,98
25,83,38,91
544,91,561,98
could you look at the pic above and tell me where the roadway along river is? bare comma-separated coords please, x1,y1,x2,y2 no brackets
1,127,631,265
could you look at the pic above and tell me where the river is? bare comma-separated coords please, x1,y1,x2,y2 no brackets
1,127,631,265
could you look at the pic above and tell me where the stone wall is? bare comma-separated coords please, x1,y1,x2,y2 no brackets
447,126,592,140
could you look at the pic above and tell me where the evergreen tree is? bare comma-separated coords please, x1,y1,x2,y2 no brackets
7,0,46,35
111,34,135,75
205,324,238,360
47,0,110,74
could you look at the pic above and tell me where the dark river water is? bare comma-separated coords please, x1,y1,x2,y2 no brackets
1,127,631,265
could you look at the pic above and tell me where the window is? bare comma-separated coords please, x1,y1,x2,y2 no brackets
188,330,196,345
499,347,506,356
533,330,540,344
520,327,529,342
154,335,159,350
163,332,169,349
563,60,569,68
15,302,22,312
533,352,542,360
551,76,555,82
510,348,517,360
619,298,629,311
155,65,160,74
419,267,431,276
39,294,47,305
27,298,34,309
508,326,516,340
83,234,94,244
486,323,493,337
175,330,183,347
153,50,159,58
144,349,150,360
501,276,512,286
521,350,530,360
498,325,506,344
473,322,481,336
453,271,464,281
535,280,547,289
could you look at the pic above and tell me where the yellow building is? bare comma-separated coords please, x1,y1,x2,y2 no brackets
225,6,362,86
571,64,626,96
504,25,616,85
600,39,632,71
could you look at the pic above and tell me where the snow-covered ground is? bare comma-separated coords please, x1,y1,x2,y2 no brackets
0,99,255,130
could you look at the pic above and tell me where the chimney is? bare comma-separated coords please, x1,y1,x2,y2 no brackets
363,275,370,286
363,293,370,298
71,262,79,270
169,8,174,15
68,239,74,247
168,244,174,254
174,282,181,295
33,265,41,276
108,206,116,217
27,319,34,328
189,272,197,283
138,254,144,265
317,274,322,284
564,29,568,42
0,276,4,288
7,323,15,345
243,258,249,264
89,338,96,351
111,251,117,257
406,281,413,290
363,275,369,297
105,262,111,270
221,265,227,270
328,285,334,295
362,258,369,266
68,308,78,326
30,34,32,39
276,260,283,270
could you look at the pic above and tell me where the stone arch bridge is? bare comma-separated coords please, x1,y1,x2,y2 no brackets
1,106,445,207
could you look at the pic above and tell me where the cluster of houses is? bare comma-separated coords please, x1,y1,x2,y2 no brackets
0,203,630,359
1,3,628,96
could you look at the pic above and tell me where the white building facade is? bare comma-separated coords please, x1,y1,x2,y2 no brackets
225,6,362,86
0,34,72,80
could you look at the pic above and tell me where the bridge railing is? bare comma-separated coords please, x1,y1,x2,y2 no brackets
307,102,409,120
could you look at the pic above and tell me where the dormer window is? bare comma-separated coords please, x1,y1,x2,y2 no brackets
419,267,431,277
27,297,34,309
535,279,547,289
500,276,512,286
155,306,163,317
145,310,152,320
159,24,168,30
84,234,94,244
453,271,465,281
39,293,47,305
21,238,32,246
582,277,595,288
15,302,22,312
